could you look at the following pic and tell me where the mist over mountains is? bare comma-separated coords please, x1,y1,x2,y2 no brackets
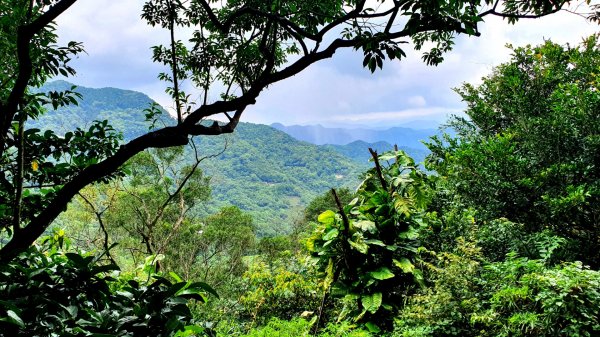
270,123,437,149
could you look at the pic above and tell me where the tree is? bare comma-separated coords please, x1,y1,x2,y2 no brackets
163,205,255,286
303,188,355,225
426,36,600,266
0,0,577,260
105,144,212,262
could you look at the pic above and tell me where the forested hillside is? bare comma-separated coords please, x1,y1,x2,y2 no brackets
32,81,436,235
190,123,366,236
31,80,167,139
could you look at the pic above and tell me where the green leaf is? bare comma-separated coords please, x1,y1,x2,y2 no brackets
378,153,396,161
169,271,183,283
353,220,377,233
361,292,383,313
318,210,336,225
5,310,25,328
348,239,369,254
369,267,395,280
365,321,381,333
413,269,425,288
393,258,415,274
398,227,419,240
181,282,219,299
394,197,413,216
364,239,386,246
323,228,339,241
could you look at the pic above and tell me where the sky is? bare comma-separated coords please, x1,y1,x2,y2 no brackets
55,1,599,128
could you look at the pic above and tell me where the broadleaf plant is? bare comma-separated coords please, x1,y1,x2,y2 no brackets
308,149,432,331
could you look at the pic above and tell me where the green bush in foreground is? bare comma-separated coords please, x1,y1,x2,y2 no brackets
395,240,600,337
0,231,215,336
232,318,371,337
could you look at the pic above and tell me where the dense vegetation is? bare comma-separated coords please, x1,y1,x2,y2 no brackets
1,0,597,336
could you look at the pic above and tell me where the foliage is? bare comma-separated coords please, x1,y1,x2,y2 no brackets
394,239,484,337
303,188,355,227
426,36,600,266
0,1,591,336
1,0,571,259
480,256,600,336
308,150,431,331
232,318,312,337
0,117,122,232
228,317,371,337
0,230,215,336
238,255,320,327
66,145,211,270
395,238,600,337
165,206,255,286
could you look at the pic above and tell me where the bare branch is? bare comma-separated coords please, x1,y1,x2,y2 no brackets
78,192,117,265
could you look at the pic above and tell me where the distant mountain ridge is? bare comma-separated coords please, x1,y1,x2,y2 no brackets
323,141,429,165
270,123,437,149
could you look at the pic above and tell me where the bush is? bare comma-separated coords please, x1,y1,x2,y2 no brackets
395,240,600,337
0,231,214,336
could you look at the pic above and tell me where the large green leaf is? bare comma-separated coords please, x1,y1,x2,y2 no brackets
353,220,377,233
2,310,25,328
318,210,337,225
365,321,381,333
369,267,395,280
176,282,219,300
361,292,383,314
393,258,415,274
323,228,339,241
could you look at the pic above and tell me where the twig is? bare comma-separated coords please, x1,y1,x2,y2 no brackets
78,192,117,265
369,148,388,190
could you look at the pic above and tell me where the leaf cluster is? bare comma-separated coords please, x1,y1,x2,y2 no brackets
0,232,216,336
308,150,431,331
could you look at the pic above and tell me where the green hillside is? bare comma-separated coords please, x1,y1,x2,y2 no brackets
34,81,367,236
191,123,366,236
31,80,168,139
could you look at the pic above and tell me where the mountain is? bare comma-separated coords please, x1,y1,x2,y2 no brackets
192,123,366,236
31,80,168,139
323,140,429,165
397,119,444,129
35,81,367,236
270,123,437,149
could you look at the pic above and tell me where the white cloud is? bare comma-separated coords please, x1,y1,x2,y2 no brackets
408,96,427,107
327,107,463,123
54,2,599,127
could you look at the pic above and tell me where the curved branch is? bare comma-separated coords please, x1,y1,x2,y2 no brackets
479,2,564,19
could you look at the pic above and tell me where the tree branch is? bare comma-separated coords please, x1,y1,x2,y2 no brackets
369,148,388,191
78,192,116,265
1,0,78,155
